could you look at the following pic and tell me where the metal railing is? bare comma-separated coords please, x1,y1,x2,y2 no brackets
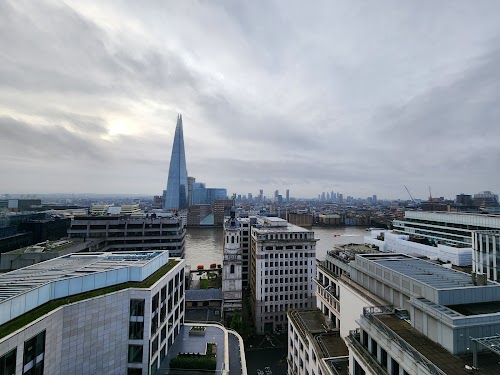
346,329,388,375
363,307,447,375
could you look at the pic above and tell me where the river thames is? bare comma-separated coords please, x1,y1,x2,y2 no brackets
184,226,368,268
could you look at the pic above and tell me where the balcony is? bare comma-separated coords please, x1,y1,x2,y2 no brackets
345,329,388,375
313,278,340,313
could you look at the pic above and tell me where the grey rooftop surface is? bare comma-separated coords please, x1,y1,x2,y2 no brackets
358,253,496,290
185,288,223,301
0,251,165,302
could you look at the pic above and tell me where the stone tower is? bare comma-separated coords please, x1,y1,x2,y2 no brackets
222,205,243,323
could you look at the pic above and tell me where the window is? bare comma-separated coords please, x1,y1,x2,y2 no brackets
23,331,45,375
151,358,158,375
0,349,16,375
127,369,142,375
152,293,159,312
230,265,235,273
128,345,143,363
152,337,159,354
130,299,145,316
129,322,144,340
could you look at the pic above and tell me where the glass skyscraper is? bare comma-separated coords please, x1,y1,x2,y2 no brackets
163,114,188,210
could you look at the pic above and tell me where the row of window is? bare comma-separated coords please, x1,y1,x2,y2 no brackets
0,330,46,375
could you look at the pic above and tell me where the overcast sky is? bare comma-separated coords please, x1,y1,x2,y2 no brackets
1,1,500,200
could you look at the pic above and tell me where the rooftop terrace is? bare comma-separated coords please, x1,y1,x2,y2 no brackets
0,251,173,326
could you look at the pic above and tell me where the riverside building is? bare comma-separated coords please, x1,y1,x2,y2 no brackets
163,114,189,210
0,250,185,375
250,217,316,333
288,246,500,375
67,214,185,258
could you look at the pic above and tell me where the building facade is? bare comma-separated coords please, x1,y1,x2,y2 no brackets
0,251,185,375
250,217,316,333
289,247,500,375
163,114,189,210
472,230,500,282
67,215,185,258
222,207,243,323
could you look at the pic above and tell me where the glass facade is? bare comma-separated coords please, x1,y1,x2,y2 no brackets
192,187,227,205
164,114,189,210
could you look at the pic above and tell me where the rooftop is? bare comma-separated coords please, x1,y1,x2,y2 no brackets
0,251,173,325
375,313,498,374
357,253,490,290
288,309,349,360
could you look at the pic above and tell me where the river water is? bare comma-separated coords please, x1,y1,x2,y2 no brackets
184,226,367,268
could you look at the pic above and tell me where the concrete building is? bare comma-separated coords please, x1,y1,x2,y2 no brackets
250,217,317,333
289,245,500,375
387,211,500,266
472,230,500,282
0,251,186,375
393,211,500,248
67,215,185,258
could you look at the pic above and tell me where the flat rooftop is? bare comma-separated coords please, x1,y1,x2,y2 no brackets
357,253,489,290
376,314,498,374
289,309,349,359
0,251,165,302
0,251,178,327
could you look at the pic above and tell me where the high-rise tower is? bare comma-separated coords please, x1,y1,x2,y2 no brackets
163,114,189,210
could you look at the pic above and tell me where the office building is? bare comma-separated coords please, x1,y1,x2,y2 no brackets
289,246,500,375
192,187,227,205
286,190,290,203
472,230,500,281
163,114,189,210
0,250,186,375
250,217,317,333
473,191,499,208
213,199,233,226
392,212,500,263
68,215,185,258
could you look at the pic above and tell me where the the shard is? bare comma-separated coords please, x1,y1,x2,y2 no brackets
163,114,188,210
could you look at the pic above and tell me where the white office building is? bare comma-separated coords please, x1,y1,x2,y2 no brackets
250,217,316,333
0,251,185,375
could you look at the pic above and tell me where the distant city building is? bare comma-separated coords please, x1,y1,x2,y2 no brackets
187,205,213,226
286,189,290,203
68,215,185,258
0,251,186,375
213,199,233,226
250,217,317,333
0,198,42,212
90,204,142,215
152,195,163,209
187,176,196,206
163,114,189,210
473,190,499,208
192,187,227,205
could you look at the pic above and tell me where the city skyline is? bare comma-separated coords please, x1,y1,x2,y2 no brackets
1,1,500,199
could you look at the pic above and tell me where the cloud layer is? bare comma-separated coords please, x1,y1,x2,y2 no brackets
1,0,500,199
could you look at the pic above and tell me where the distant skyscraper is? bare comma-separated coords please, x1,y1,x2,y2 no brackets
163,114,189,210
286,189,290,203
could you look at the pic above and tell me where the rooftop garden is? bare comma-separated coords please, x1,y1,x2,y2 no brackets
170,342,217,371
0,259,179,339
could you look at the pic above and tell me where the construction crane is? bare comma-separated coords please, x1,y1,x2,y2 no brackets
404,185,417,206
